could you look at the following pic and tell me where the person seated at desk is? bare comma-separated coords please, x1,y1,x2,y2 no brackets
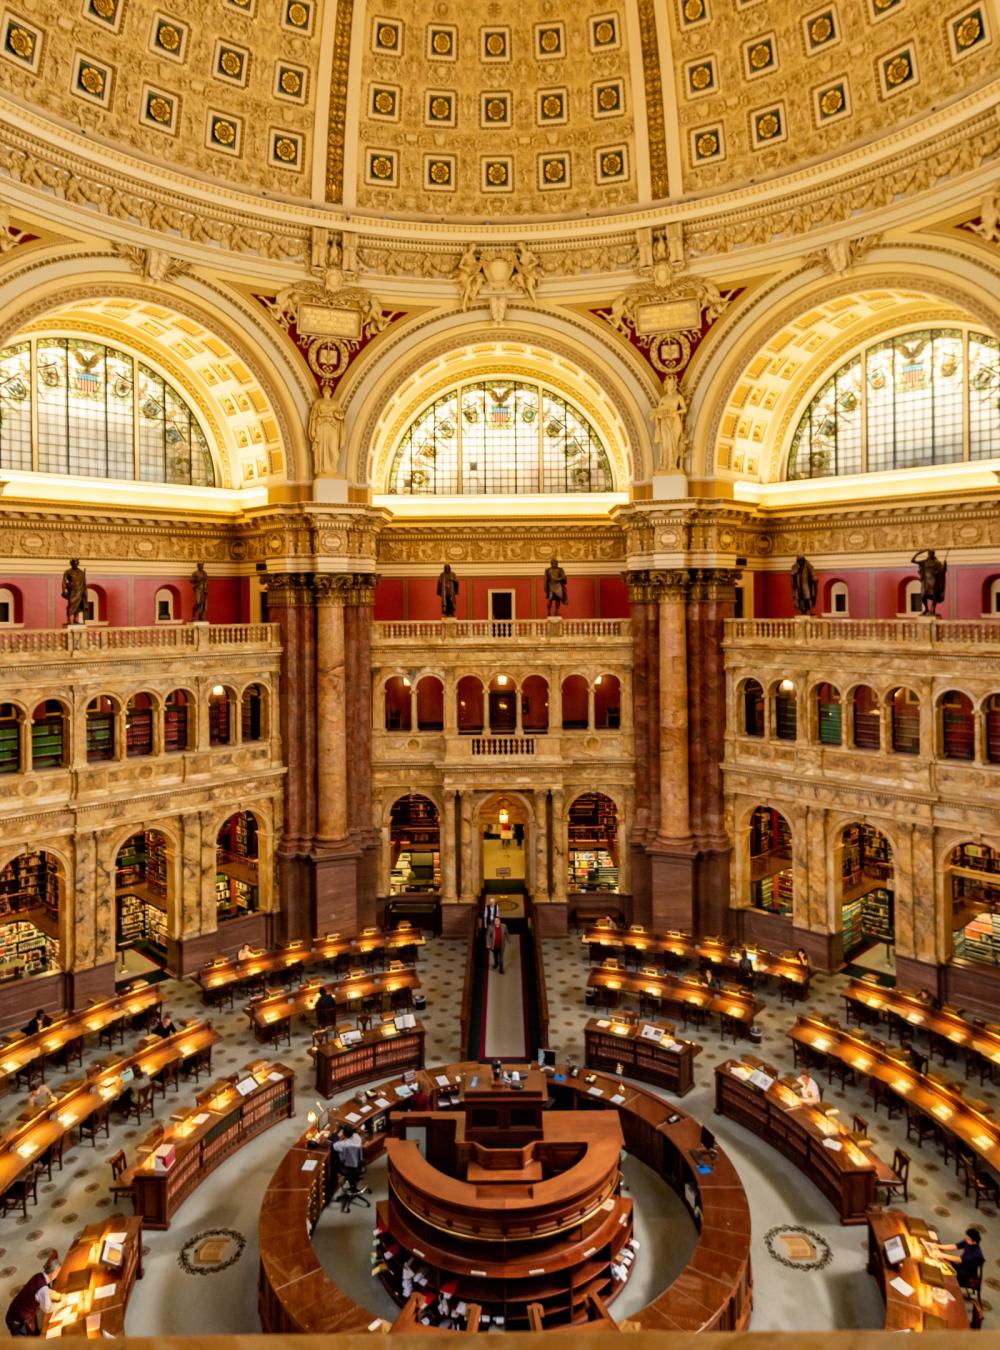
22,1010,52,1037
315,987,337,1027
237,942,254,961
939,1226,984,1287
27,1082,57,1112
700,963,722,993
114,1068,147,1114
152,1011,177,1039
332,1124,364,1179
795,948,811,973
407,1085,431,1112
794,1069,822,1105
5,1253,60,1335
737,949,755,987
905,1042,929,1075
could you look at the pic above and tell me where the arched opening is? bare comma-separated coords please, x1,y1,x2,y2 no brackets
984,577,1000,618
115,829,170,972
30,699,66,769
216,811,260,923
389,795,440,894
456,676,484,734
594,674,621,729
817,683,842,745
748,806,793,914
0,584,22,625
852,685,880,750
384,676,412,732
85,586,106,623
985,695,1000,764
416,676,444,732
125,692,154,757
774,679,797,741
939,691,974,760
0,703,22,773
164,689,190,752
900,579,924,616
741,679,764,737
241,683,266,742
521,674,549,733
838,824,894,960
823,580,850,617
154,586,179,622
86,695,117,761
949,842,1000,966
568,793,619,892
488,674,517,734
0,850,62,982
208,685,233,745
561,674,589,731
888,687,920,755
480,793,528,893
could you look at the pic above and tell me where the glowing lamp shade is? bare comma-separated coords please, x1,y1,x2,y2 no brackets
211,684,225,696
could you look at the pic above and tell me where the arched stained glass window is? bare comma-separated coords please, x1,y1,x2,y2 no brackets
388,378,614,495
787,327,1000,480
0,336,216,486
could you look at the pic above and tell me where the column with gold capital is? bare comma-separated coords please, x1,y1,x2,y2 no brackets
441,791,458,905
314,574,350,845
656,570,692,847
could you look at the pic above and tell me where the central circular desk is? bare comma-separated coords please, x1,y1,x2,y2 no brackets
258,1061,752,1334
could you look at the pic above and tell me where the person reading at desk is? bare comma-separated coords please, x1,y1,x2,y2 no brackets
237,942,254,961
22,1010,52,1037
27,1082,57,1111
700,963,722,993
5,1253,60,1335
332,1124,364,1177
737,949,755,987
939,1226,984,1288
315,987,337,1026
795,1070,822,1105
153,1010,177,1039
795,948,810,973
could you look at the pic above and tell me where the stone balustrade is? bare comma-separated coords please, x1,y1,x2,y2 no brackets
374,618,630,642
726,617,1000,651
0,622,279,664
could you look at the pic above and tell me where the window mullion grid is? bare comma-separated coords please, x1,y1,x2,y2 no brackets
29,339,38,472
132,357,141,481
962,329,970,463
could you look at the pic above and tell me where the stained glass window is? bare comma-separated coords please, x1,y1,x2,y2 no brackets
0,336,215,486
787,327,1000,480
389,378,613,495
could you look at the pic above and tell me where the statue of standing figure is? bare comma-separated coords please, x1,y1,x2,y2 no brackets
790,555,818,616
912,548,947,615
436,563,459,618
61,559,87,625
308,386,346,477
191,561,208,622
544,558,568,616
652,373,688,472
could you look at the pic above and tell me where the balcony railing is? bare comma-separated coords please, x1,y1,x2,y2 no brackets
470,736,536,756
0,623,280,660
726,618,1000,649
375,619,630,641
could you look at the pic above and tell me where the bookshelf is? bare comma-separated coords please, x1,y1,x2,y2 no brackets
0,852,59,920
819,701,842,745
164,694,188,752
951,843,1000,965
585,1018,699,1096
129,1062,295,1229
315,1024,425,1098
216,812,260,919
861,888,893,942
0,707,19,774
954,912,1000,966
209,694,230,745
125,704,153,757
0,919,59,981
842,897,865,956
31,703,65,769
570,849,618,892
86,702,115,761
241,686,263,742
116,831,168,949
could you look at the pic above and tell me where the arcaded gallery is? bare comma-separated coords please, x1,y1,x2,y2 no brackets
0,2,997,1345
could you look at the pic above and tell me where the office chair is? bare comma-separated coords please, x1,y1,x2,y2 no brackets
335,1162,371,1213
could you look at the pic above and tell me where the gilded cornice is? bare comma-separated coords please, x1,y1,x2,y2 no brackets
376,524,626,566
0,87,995,273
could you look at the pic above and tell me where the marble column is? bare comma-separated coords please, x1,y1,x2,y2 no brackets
459,791,475,902
441,791,458,904
658,573,691,846
179,812,203,938
314,577,348,845
551,788,567,904
534,789,550,902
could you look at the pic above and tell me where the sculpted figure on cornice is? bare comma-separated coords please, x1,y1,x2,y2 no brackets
599,267,732,375
454,243,542,323
112,242,191,285
263,275,389,390
803,234,881,276
968,181,1000,245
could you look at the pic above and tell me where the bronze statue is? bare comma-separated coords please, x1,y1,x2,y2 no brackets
544,557,568,616
790,555,818,615
436,563,459,618
912,549,946,615
61,559,87,625
191,561,208,622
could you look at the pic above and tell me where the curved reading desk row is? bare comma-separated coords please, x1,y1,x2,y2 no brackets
258,1061,751,1335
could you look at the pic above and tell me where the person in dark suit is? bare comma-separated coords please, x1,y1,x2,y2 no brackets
22,1010,52,1037
153,1011,177,1039
5,1254,61,1335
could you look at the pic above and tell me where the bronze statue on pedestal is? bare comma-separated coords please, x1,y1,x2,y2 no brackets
790,555,818,615
61,559,87,625
544,558,568,616
191,561,208,622
911,549,946,615
436,563,459,618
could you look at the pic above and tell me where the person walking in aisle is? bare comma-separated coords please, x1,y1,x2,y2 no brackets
486,914,509,973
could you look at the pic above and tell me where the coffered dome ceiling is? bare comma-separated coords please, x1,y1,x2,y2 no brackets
0,0,993,222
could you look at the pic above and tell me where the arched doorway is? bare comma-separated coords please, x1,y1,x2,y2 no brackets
0,849,62,984
216,812,261,923
115,829,170,973
837,823,894,961
389,795,440,894
568,793,619,891
479,793,529,900
747,806,793,914
948,841,1000,966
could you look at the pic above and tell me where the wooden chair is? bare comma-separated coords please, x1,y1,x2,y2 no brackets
1,1163,39,1218
969,1296,985,1330
38,1134,65,1181
108,1149,133,1202
98,1020,125,1050
869,1078,902,1120
719,1013,742,1045
905,1101,936,1147
875,1147,910,1204
14,1059,44,1091
125,1082,155,1125
961,1156,1000,1211
958,1260,984,1300
851,1113,870,1136
58,1035,85,1071
78,1103,111,1146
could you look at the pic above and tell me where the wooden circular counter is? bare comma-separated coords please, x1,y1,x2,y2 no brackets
258,1061,751,1335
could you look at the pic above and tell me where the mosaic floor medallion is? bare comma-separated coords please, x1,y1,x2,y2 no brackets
177,1228,246,1276
764,1225,834,1271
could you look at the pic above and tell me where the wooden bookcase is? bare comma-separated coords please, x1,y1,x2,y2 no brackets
315,1025,425,1098
584,1018,700,1096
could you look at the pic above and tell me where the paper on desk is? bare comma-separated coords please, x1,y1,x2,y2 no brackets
192,1113,210,1126
94,1285,116,1300
435,1075,450,1087
345,1111,362,1123
268,1072,283,1082
588,1087,605,1097
301,1158,319,1172
374,1098,391,1110
890,1276,914,1298
596,1019,611,1028
105,1232,127,1246
610,1093,626,1105
44,1328,61,1338
821,1138,842,1151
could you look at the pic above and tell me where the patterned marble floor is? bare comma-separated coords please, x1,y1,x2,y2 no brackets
0,935,994,1333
